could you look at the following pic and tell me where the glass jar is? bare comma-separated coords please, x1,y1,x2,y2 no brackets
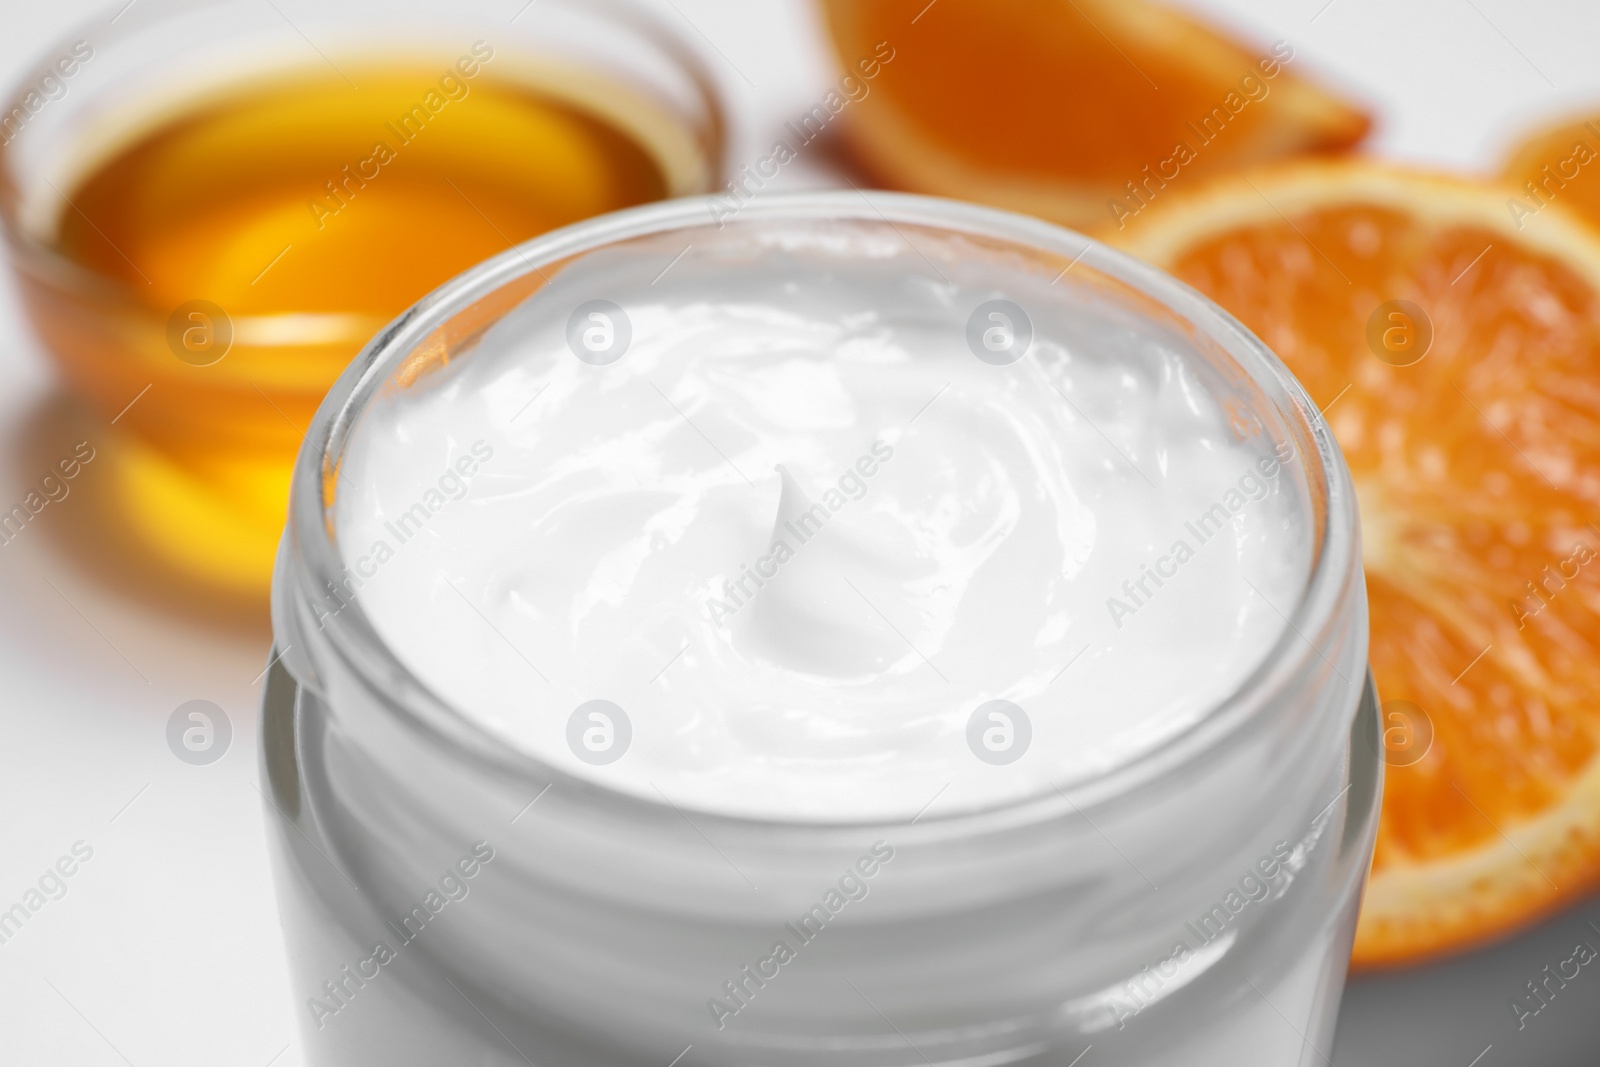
0,0,723,596
263,191,1379,1066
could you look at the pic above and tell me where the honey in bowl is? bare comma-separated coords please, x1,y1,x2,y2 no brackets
18,45,712,596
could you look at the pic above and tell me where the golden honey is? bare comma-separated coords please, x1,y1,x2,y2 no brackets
26,48,706,595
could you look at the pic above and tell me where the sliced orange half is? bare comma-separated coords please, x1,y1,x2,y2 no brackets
1504,112,1600,234
1116,161,1600,966
817,0,1371,233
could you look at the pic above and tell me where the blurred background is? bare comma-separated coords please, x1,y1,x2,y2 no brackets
3,1,1600,1064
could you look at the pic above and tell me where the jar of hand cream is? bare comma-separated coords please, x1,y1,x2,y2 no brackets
263,192,1379,1066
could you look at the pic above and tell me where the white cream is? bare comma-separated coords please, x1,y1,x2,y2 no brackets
334,222,1310,821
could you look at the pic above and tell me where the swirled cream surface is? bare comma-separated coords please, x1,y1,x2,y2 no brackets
335,221,1311,821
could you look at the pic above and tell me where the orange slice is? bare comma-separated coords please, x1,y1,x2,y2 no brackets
1115,161,1600,966
816,0,1370,233
1504,113,1600,233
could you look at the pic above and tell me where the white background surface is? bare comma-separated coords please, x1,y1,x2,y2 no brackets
3,2,1600,1065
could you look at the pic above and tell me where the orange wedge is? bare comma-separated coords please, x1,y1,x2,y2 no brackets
1116,161,1600,966
1504,113,1600,233
816,0,1370,233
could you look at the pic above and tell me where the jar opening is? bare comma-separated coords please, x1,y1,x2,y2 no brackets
278,191,1362,830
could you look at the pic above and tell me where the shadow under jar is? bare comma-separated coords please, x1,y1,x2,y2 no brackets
0,0,722,596
263,191,1379,1066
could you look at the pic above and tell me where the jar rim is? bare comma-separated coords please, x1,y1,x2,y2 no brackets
277,189,1363,835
